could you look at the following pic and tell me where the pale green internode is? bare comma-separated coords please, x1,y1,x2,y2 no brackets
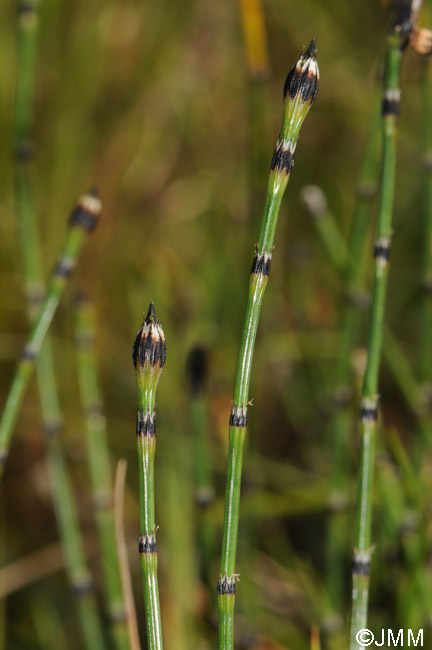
218,40,319,650
349,8,411,649
0,189,101,478
14,3,106,647
133,302,166,650
75,295,130,648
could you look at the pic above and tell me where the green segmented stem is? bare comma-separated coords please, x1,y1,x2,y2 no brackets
350,12,408,649
13,6,105,648
0,190,100,479
419,0,432,417
303,97,381,612
218,40,319,650
75,296,130,649
133,303,166,650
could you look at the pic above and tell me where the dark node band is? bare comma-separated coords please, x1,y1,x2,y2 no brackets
352,558,371,576
356,182,376,200
85,404,103,418
68,205,98,232
374,241,391,262
421,276,432,294
72,578,93,597
342,288,371,311
332,386,352,408
22,346,36,362
229,408,247,428
27,288,44,306
251,252,272,276
270,146,294,173
139,535,157,554
54,257,75,278
217,576,236,595
93,492,112,511
44,422,62,438
136,411,156,436
15,140,34,161
108,608,128,625
382,98,399,117
424,154,432,172
0,450,8,466
360,405,378,422
75,334,94,349
195,486,215,508
19,1,36,14
390,7,412,44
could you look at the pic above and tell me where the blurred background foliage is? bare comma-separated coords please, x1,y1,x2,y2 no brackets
1,0,431,648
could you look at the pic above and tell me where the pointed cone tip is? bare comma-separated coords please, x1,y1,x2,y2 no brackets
305,38,316,58
145,302,156,323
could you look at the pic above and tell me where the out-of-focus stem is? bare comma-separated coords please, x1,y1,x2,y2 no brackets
75,296,130,649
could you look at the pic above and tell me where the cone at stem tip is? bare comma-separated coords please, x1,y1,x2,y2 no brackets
68,187,101,232
132,302,167,370
390,5,413,46
283,38,319,105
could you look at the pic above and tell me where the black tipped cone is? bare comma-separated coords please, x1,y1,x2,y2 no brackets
146,302,156,323
88,185,99,198
283,39,319,104
132,303,167,369
304,38,316,59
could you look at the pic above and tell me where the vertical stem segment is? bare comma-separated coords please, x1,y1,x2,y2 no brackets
350,11,410,649
13,7,105,648
133,303,166,650
0,190,101,478
218,41,319,649
75,296,130,649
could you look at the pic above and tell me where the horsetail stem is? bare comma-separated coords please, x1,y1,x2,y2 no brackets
13,5,106,649
350,9,411,649
302,98,380,613
133,303,166,650
419,0,432,416
75,295,130,649
218,41,319,650
0,188,101,477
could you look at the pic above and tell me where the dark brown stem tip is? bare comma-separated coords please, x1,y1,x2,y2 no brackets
145,301,156,324
283,38,319,105
390,5,412,44
68,188,101,232
305,38,316,59
132,303,167,369
88,185,99,199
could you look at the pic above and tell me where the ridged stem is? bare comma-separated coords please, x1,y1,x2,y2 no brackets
75,296,130,649
218,41,319,650
419,0,432,428
303,98,380,611
0,190,100,478
133,304,166,650
350,21,406,649
13,5,105,649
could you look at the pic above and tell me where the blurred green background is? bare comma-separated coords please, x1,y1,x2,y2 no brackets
1,0,431,648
